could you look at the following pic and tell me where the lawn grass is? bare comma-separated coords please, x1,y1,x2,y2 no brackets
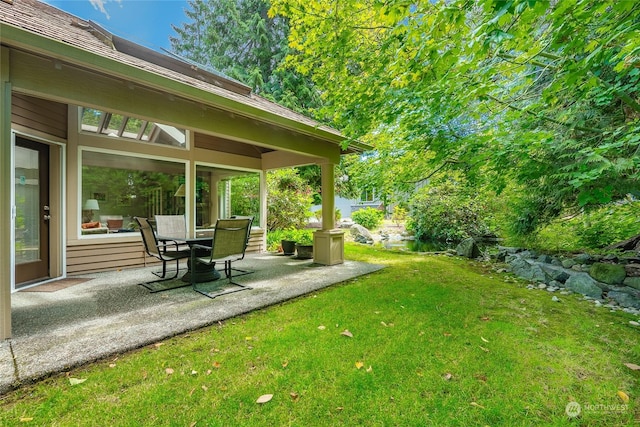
1,244,639,426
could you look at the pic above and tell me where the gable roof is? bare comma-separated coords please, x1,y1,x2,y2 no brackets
0,0,368,153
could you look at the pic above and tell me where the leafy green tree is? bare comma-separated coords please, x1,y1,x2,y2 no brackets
170,0,320,112
271,0,640,235
266,168,313,231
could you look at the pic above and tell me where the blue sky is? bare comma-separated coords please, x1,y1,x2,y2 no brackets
43,0,190,52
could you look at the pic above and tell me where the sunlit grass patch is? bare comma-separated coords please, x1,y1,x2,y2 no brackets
1,243,639,426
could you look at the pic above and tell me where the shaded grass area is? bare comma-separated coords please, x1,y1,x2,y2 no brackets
2,244,639,426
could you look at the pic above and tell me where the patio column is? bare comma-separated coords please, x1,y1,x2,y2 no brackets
313,162,344,265
1,47,12,339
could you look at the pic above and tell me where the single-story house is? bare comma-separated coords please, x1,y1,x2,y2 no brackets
0,0,368,339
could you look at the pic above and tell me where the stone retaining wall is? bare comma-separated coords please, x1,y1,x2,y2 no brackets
499,247,640,314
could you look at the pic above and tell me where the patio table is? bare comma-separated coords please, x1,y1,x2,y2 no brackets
157,235,221,283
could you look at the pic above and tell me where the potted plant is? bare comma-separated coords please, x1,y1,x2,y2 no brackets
295,230,314,259
280,228,298,256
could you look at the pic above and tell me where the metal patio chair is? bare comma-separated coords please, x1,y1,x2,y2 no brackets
134,217,191,292
190,217,253,299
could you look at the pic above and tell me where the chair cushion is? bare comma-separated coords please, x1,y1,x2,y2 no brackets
81,221,100,229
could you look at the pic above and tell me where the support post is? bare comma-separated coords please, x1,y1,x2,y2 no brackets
1,47,13,339
314,162,344,265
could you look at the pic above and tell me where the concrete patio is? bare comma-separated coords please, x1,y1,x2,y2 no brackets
0,254,383,395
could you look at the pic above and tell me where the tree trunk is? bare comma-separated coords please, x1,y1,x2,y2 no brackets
607,233,640,251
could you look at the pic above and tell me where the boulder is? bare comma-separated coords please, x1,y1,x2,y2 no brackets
350,224,374,244
510,258,550,282
574,253,593,264
608,291,640,309
561,259,577,269
564,273,604,299
589,262,626,285
623,276,640,290
624,264,640,277
537,254,553,264
456,238,480,259
539,264,571,283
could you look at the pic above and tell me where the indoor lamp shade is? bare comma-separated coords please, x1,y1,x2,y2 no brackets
174,184,186,197
83,199,100,211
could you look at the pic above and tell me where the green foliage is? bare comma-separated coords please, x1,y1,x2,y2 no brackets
271,0,640,235
266,228,314,251
407,178,491,243
229,175,260,219
351,207,384,230
502,198,640,252
391,205,407,227
266,169,313,231
170,0,320,114
294,229,314,246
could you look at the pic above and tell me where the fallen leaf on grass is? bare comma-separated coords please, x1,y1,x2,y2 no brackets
256,394,273,404
480,317,491,321
341,330,353,338
109,363,116,368
290,392,299,401
481,336,489,343
470,402,485,409
355,361,364,370
69,378,86,386
474,374,487,382
443,373,453,381
154,343,164,348
443,332,452,337
317,325,326,330
212,361,221,369
617,391,630,403
165,368,174,375
282,361,289,368
624,363,640,371
479,346,490,353
366,366,373,373
202,385,208,392
20,417,33,422
381,321,388,327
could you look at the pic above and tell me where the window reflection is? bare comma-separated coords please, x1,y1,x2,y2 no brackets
81,150,186,235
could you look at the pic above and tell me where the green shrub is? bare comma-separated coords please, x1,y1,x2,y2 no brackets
407,179,490,242
352,207,384,230
503,198,640,252
267,169,313,231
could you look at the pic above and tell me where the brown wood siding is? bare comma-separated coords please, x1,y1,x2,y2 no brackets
66,229,265,274
11,93,67,139
66,241,153,274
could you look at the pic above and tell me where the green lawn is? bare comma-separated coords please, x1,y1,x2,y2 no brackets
2,244,639,426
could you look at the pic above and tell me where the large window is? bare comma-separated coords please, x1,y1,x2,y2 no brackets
196,165,260,229
81,150,186,235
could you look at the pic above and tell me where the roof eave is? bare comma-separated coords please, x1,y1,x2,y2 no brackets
1,23,369,151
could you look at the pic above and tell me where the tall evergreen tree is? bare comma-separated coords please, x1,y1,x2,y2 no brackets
169,0,320,113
